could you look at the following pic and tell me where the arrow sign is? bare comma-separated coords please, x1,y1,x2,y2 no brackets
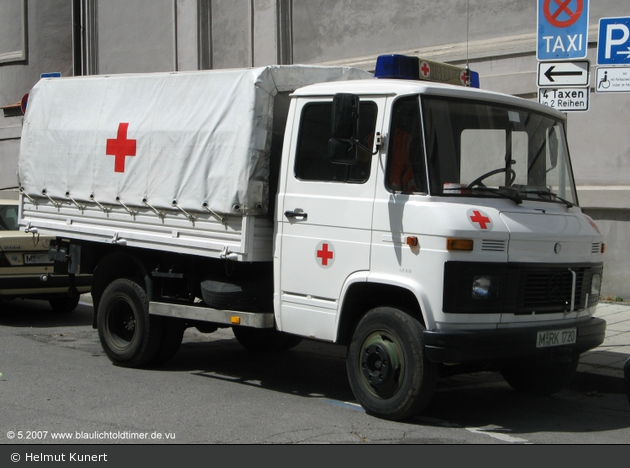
544,66,583,82
538,60,590,87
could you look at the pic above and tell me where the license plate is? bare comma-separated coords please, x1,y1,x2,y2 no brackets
23,254,53,265
536,328,577,348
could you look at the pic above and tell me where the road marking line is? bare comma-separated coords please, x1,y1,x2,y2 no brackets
466,425,530,443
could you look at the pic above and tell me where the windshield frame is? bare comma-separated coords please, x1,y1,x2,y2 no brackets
418,94,579,207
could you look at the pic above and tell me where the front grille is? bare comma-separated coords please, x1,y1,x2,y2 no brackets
510,266,595,313
443,262,603,314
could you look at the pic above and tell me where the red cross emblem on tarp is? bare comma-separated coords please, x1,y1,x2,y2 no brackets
106,123,136,173
468,209,492,230
316,241,335,268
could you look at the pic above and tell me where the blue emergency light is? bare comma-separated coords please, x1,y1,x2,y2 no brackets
374,54,420,80
374,54,480,88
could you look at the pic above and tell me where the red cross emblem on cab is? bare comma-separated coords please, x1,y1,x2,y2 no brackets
467,209,493,231
316,241,335,268
106,122,137,172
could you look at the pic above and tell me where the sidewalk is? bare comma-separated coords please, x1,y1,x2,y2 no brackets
577,301,630,381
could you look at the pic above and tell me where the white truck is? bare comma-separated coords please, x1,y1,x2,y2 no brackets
17,55,606,420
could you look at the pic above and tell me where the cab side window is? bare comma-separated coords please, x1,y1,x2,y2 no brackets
295,101,377,183
386,96,426,193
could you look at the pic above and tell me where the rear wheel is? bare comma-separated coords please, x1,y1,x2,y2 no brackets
501,354,579,395
346,307,438,421
97,278,163,367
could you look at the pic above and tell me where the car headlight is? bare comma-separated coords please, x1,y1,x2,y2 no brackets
590,273,602,296
472,275,498,300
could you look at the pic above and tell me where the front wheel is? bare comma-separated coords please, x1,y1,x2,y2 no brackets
501,354,579,395
97,278,163,367
346,307,438,421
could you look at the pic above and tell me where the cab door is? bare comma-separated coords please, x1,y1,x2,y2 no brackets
277,96,385,340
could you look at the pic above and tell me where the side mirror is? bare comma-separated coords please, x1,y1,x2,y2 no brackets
329,93,359,164
328,138,357,165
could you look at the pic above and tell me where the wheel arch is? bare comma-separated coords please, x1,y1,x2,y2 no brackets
335,279,427,346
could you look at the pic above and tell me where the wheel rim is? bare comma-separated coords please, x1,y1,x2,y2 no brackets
105,297,137,351
359,330,404,399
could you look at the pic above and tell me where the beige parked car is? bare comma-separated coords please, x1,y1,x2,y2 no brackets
0,199,91,312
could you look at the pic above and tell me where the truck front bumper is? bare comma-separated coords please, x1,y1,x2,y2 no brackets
423,317,606,364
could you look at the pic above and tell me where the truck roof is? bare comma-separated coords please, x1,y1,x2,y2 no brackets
293,78,567,120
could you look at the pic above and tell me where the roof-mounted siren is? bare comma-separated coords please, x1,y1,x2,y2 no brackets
374,54,480,88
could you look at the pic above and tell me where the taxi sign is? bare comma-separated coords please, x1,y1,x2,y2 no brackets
538,87,589,112
537,0,589,60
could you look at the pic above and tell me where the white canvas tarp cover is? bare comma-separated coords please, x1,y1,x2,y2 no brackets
18,66,371,216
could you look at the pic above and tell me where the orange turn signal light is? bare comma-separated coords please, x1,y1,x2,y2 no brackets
406,236,419,247
447,238,474,251
230,316,241,325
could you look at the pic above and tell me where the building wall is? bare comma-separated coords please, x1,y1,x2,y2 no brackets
1,0,628,297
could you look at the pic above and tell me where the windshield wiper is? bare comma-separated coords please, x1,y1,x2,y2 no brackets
467,186,523,205
519,189,574,208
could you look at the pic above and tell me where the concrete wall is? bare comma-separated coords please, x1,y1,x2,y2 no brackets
1,0,629,298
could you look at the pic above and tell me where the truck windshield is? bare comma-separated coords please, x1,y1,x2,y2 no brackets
421,95,578,206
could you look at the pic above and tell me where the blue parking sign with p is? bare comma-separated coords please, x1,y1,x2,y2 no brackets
598,17,630,65
538,0,589,60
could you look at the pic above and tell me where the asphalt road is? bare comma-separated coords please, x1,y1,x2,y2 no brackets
1,298,629,445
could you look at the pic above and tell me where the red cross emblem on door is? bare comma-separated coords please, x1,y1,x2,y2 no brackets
316,241,335,268
106,123,137,173
468,209,493,230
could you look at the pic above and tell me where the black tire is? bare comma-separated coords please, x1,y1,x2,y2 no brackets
200,278,272,312
501,354,579,395
151,318,186,365
346,307,438,421
49,295,80,313
232,326,302,352
97,278,163,367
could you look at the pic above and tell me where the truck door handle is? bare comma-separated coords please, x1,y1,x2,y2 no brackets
284,210,308,220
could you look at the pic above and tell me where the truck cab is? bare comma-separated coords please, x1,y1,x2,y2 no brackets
276,67,605,418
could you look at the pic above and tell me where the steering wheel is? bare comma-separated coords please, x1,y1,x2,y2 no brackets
467,168,516,189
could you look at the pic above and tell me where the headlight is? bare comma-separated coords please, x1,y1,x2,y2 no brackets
590,273,602,296
472,275,498,300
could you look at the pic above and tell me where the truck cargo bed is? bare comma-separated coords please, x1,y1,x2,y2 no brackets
20,197,273,262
